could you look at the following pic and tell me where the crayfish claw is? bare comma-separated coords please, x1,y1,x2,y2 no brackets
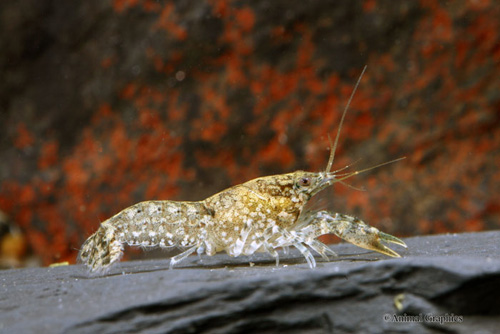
366,231,407,257
313,212,407,259
379,232,407,248
348,226,407,258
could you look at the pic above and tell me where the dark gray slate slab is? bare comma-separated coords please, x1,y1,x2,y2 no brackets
1,231,499,334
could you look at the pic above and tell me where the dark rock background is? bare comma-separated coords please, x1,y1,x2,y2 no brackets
1,231,499,333
0,0,499,266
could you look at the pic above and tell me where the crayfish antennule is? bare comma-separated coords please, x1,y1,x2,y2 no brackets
336,157,406,183
325,134,335,174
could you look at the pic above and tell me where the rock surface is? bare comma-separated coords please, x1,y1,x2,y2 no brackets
1,231,499,334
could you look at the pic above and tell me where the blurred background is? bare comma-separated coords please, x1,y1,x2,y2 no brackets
0,0,498,268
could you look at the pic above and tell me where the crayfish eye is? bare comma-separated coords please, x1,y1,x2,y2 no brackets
298,177,311,187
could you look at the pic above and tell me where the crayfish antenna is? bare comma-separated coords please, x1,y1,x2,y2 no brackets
326,65,367,174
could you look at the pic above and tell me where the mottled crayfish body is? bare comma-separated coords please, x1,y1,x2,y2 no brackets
79,200,212,272
203,174,307,256
114,200,212,249
79,67,408,273
79,173,309,272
